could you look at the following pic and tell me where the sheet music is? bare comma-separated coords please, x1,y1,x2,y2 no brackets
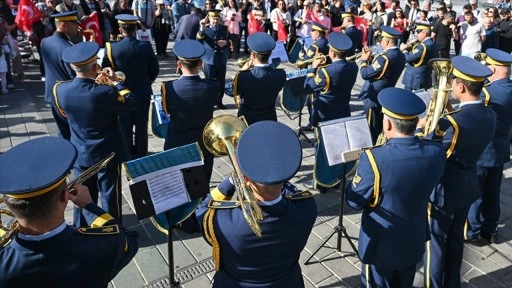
320,116,372,165
270,41,289,63
97,48,105,65
147,169,190,214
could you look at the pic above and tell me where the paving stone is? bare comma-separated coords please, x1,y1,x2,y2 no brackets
135,247,168,283
299,250,334,285
181,275,212,288
112,259,146,288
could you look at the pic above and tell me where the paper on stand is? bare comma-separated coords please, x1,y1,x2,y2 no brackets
146,169,190,215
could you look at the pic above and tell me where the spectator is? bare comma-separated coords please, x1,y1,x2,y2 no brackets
153,0,172,57
318,8,330,32
224,0,242,57
498,8,512,53
111,0,132,40
482,16,499,51
98,0,113,43
133,0,156,30
80,0,106,46
0,35,9,94
432,11,457,58
287,0,302,50
329,0,344,28
459,10,485,57
455,4,472,56
391,8,409,44
239,0,252,54
470,0,484,23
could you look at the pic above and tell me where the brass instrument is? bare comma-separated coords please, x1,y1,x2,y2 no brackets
95,70,126,86
347,44,381,62
0,153,115,247
237,57,253,69
474,52,487,65
425,59,453,134
403,39,420,51
296,54,329,69
203,115,264,237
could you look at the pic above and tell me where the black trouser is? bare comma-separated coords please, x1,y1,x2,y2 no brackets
153,24,171,55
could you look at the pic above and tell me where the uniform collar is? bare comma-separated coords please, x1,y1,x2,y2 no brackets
180,74,200,78
383,46,398,52
259,194,282,206
253,63,270,67
18,221,67,241
386,136,420,144
459,100,482,107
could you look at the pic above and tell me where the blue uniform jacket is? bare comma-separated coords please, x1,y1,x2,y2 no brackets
41,31,75,103
302,36,329,60
478,79,512,167
344,25,363,56
196,181,316,288
402,37,439,90
175,13,201,41
359,47,405,107
196,25,230,65
346,137,446,269
161,75,219,151
426,103,496,209
304,59,358,126
54,78,139,167
234,65,286,125
0,203,138,288
102,36,159,103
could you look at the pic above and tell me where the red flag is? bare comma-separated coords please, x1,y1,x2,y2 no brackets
80,11,103,46
15,0,44,32
354,16,368,47
306,9,320,24
276,16,287,42
248,12,264,35
332,26,342,32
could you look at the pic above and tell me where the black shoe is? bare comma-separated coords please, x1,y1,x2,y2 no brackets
301,124,314,132
126,230,139,238
482,232,498,244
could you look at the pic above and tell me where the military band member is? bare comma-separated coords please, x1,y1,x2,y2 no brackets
341,12,363,57
196,121,316,287
234,32,286,125
359,26,406,144
400,23,439,91
299,21,329,131
197,9,231,109
0,137,138,287
303,32,358,193
466,49,512,244
41,11,81,141
417,56,495,288
161,39,218,183
54,42,139,227
103,14,160,160
347,88,445,288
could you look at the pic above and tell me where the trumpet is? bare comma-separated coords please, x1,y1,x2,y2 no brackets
237,57,253,69
95,70,126,86
403,39,420,51
203,115,264,237
0,153,115,247
474,52,487,65
347,44,381,61
80,28,96,42
296,54,329,69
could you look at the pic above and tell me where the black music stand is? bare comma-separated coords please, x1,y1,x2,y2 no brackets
297,94,313,144
166,212,181,288
285,75,313,144
304,162,358,264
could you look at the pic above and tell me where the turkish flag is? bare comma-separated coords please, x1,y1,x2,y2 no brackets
276,16,287,42
15,0,44,32
332,26,342,32
80,11,103,46
354,16,368,47
306,9,320,24
248,12,264,35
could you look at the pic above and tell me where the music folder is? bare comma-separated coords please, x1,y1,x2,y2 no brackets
319,115,373,166
123,143,209,220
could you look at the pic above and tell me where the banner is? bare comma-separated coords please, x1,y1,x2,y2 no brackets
80,11,103,45
15,0,44,32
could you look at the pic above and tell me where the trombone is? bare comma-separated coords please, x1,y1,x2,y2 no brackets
296,54,329,69
0,153,115,247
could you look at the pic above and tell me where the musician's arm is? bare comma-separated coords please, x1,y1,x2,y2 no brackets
402,43,424,62
304,67,327,92
109,82,140,113
360,55,385,79
346,153,375,210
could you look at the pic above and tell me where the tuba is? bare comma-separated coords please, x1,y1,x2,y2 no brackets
203,115,264,237
424,58,453,134
0,153,115,247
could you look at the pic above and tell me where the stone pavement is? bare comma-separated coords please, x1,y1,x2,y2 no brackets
1,35,512,288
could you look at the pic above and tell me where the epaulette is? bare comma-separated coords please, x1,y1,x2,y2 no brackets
285,191,314,200
441,108,461,116
207,199,240,209
77,224,120,235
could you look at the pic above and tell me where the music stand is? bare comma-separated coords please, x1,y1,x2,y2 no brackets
304,115,372,264
304,161,358,264
284,73,314,144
